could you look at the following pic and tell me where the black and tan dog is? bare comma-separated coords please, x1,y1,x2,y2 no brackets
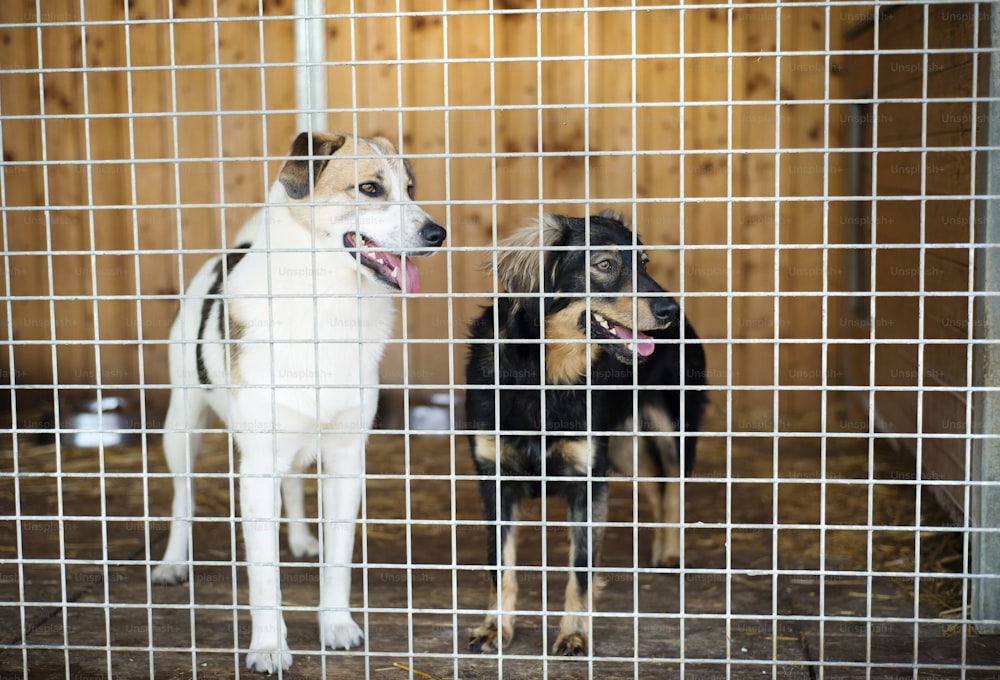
465,211,707,656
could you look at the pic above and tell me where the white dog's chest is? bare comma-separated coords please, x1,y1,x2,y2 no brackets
230,293,395,419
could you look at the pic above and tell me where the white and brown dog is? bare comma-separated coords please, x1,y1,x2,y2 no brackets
152,132,446,673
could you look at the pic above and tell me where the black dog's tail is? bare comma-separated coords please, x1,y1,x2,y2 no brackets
679,319,708,474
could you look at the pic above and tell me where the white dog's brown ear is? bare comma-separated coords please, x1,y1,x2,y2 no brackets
493,214,567,293
279,132,347,199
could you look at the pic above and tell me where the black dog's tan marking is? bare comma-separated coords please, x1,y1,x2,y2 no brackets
465,212,707,656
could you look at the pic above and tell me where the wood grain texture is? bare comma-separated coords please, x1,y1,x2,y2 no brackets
2,1,976,448
839,3,984,520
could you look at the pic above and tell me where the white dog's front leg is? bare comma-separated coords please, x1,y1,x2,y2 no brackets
318,428,366,650
238,433,293,673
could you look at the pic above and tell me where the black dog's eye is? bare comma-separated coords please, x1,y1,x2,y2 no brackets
639,253,650,269
596,259,615,272
358,182,383,197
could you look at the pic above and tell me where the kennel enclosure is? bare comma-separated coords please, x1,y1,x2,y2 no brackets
1,1,999,677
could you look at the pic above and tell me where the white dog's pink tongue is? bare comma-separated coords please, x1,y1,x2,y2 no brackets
401,259,421,294
614,325,656,357
386,252,420,294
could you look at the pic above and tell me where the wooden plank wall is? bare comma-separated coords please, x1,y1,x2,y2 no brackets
2,0,852,427
840,3,986,519
1,0,298,415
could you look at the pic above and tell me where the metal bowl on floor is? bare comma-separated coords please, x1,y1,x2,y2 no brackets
61,396,140,448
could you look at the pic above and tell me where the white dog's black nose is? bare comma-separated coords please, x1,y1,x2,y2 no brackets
420,221,447,248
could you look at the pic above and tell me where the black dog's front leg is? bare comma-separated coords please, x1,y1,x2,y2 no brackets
554,478,608,656
470,439,521,653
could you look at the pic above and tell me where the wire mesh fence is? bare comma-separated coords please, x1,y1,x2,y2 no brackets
1,1,998,678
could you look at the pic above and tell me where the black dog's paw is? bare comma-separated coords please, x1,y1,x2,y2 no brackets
470,621,515,653
469,624,499,653
553,632,588,657
651,553,681,569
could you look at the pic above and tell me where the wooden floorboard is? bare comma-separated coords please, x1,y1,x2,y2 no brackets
1,415,995,678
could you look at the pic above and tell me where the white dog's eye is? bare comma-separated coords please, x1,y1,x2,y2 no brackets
407,184,415,199
358,182,383,197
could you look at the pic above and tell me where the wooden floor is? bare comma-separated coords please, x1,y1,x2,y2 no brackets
0,409,996,679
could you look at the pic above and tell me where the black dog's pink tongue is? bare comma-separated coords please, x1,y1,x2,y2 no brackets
613,325,656,356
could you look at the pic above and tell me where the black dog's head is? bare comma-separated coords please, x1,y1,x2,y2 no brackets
494,211,679,369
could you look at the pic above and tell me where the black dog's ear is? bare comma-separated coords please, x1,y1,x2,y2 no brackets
596,208,626,224
491,214,567,293
278,132,347,199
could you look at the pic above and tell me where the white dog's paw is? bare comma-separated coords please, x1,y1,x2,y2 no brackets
151,562,189,585
321,613,364,650
247,626,292,674
245,646,292,674
288,528,320,559
247,617,290,673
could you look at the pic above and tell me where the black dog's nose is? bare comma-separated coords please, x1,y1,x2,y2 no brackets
651,297,680,325
420,221,447,247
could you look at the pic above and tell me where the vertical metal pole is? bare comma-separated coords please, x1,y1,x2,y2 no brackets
294,0,329,134
973,2,1000,636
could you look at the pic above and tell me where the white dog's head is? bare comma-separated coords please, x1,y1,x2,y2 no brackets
277,132,446,293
